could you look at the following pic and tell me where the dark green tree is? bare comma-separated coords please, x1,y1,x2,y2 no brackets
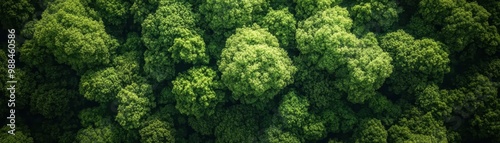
116,83,155,130
130,0,158,24
388,108,448,142
0,0,34,29
0,126,33,143
354,119,388,143
293,0,343,20
76,125,120,143
417,0,500,61
214,105,265,143
89,0,130,26
351,0,402,35
416,84,453,120
139,119,175,143
380,30,450,95
262,126,301,143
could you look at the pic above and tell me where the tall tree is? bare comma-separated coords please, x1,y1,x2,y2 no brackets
141,0,206,82
33,0,118,72
296,7,393,103
219,25,296,106
380,30,450,95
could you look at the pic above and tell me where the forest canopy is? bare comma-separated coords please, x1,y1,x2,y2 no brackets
1,0,499,142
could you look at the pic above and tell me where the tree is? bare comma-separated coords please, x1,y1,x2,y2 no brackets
481,1,500,29
259,8,297,49
88,0,130,27
116,83,155,130
416,84,453,120
445,73,499,141
188,114,219,136
168,29,209,64
351,0,402,35
417,0,500,61
417,0,459,26
214,105,264,143
293,0,343,20
29,63,82,119
293,56,341,109
141,0,205,81
296,7,393,103
380,30,450,95
78,105,114,128
76,125,119,143
279,91,310,129
354,119,388,143
219,25,297,105
8,0,500,142
364,93,401,125
440,2,500,55
142,50,176,82
79,67,124,103
0,126,33,143
199,0,269,36
0,0,34,29
130,0,158,24
112,51,143,76
33,0,118,72
335,33,393,103
139,119,175,143
262,126,301,143
172,66,225,118
302,115,327,140
388,108,448,142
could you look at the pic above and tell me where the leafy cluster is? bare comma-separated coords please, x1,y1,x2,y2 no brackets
2,0,499,142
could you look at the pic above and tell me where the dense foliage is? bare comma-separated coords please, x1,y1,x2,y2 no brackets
1,0,499,142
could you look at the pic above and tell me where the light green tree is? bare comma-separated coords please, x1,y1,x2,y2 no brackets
219,25,296,105
296,7,393,103
33,0,118,71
